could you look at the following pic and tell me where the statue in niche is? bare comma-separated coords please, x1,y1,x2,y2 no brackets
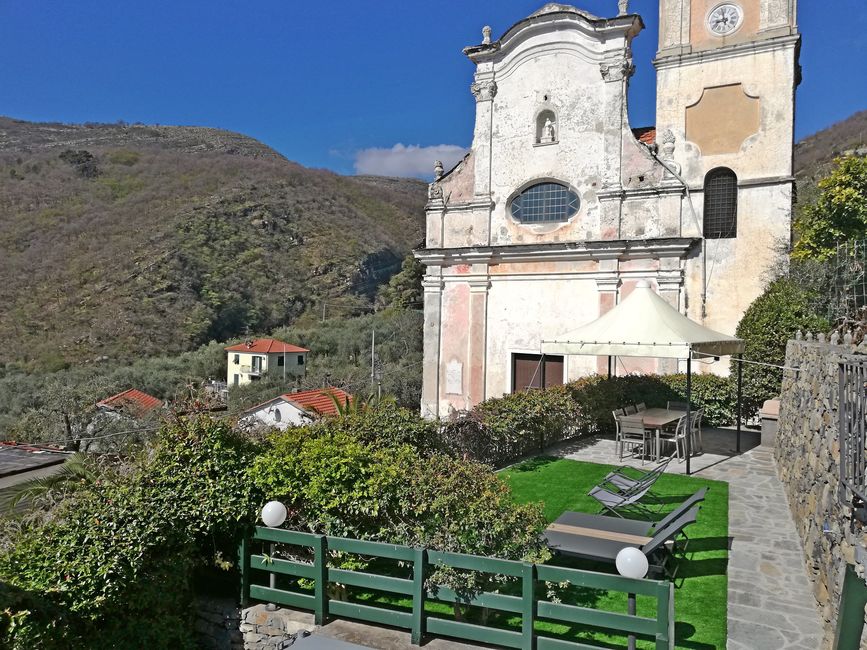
541,117,556,143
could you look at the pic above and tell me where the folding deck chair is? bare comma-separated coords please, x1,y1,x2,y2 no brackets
601,456,672,495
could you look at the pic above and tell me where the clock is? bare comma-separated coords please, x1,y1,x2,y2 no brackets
707,4,742,36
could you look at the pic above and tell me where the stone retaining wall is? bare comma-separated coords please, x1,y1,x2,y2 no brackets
193,596,243,650
777,337,867,647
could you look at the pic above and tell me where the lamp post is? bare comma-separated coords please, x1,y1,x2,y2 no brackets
616,547,649,650
261,501,288,612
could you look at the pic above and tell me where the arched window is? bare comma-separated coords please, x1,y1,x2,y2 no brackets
510,182,579,224
703,168,738,238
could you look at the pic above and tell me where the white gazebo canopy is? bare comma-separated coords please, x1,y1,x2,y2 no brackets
540,281,745,359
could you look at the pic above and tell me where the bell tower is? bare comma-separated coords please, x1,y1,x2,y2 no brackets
654,0,800,336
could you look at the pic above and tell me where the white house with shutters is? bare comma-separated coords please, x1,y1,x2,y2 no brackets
225,338,309,387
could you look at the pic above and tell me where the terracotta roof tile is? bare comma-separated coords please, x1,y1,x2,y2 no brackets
283,387,352,417
632,126,656,145
97,389,163,418
225,338,309,354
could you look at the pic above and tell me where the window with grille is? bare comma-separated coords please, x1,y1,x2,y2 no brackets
703,168,738,238
510,182,579,224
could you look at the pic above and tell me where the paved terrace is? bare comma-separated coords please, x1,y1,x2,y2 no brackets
550,428,824,649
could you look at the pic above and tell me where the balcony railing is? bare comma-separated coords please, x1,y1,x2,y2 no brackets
240,366,263,376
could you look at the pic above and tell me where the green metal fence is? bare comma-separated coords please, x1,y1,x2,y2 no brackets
240,526,675,649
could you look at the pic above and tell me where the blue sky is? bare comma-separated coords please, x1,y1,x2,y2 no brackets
1,1,864,177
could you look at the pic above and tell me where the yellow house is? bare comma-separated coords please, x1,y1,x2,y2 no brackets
225,338,309,387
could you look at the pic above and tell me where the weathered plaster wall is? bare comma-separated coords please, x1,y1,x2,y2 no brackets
777,338,867,647
657,44,798,181
484,276,599,398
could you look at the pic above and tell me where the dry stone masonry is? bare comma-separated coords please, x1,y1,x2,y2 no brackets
777,337,867,647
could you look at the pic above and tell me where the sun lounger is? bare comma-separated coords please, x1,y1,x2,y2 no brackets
550,487,707,537
544,506,701,578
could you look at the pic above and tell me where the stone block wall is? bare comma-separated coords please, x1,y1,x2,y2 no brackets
777,337,867,647
239,604,315,650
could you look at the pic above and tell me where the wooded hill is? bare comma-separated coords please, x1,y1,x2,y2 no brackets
0,117,426,370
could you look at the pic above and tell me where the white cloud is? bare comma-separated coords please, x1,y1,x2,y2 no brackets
354,143,468,179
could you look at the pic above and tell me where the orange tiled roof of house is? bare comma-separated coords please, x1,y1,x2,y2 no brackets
283,387,352,416
632,126,656,145
97,388,163,418
224,338,309,354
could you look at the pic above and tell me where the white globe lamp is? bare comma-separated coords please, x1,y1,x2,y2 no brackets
261,500,288,528
615,546,649,579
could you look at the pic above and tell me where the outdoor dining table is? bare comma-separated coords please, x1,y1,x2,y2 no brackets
622,408,685,461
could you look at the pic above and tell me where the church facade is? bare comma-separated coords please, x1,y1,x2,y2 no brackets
416,1,800,418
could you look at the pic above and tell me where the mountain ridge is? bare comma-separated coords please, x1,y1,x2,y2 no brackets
0,116,426,369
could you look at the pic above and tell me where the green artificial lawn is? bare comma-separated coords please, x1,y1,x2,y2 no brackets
501,457,729,650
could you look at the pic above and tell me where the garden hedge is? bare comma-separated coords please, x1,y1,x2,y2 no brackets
438,373,737,468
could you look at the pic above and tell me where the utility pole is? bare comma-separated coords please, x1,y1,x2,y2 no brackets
370,329,376,385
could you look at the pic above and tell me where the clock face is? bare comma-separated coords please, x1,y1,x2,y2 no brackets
708,4,742,35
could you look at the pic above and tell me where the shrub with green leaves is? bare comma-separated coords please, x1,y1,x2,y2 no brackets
248,424,549,600
733,277,829,418
0,416,263,649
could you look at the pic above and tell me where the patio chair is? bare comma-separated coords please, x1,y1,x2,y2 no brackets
659,415,688,462
635,402,647,412
602,456,672,494
624,404,638,415
667,400,688,411
588,479,656,517
546,507,701,579
690,408,704,454
618,417,649,464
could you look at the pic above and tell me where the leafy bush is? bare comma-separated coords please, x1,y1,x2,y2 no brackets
439,374,736,468
0,417,263,649
733,278,829,418
316,401,439,453
441,386,581,467
248,424,549,600
793,155,867,261
565,374,737,432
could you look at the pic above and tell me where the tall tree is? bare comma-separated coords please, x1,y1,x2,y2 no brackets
793,155,867,261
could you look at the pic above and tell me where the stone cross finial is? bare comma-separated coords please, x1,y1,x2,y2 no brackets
482,25,492,45
618,0,629,16
434,160,444,179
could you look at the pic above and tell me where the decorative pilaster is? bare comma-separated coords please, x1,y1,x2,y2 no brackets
470,71,496,230
657,0,691,57
759,0,794,34
420,271,444,418
657,269,683,374
595,274,620,374
470,79,497,102
467,276,490,407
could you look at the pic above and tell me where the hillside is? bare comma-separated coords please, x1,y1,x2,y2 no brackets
794,110,867,181
0,117,426,369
